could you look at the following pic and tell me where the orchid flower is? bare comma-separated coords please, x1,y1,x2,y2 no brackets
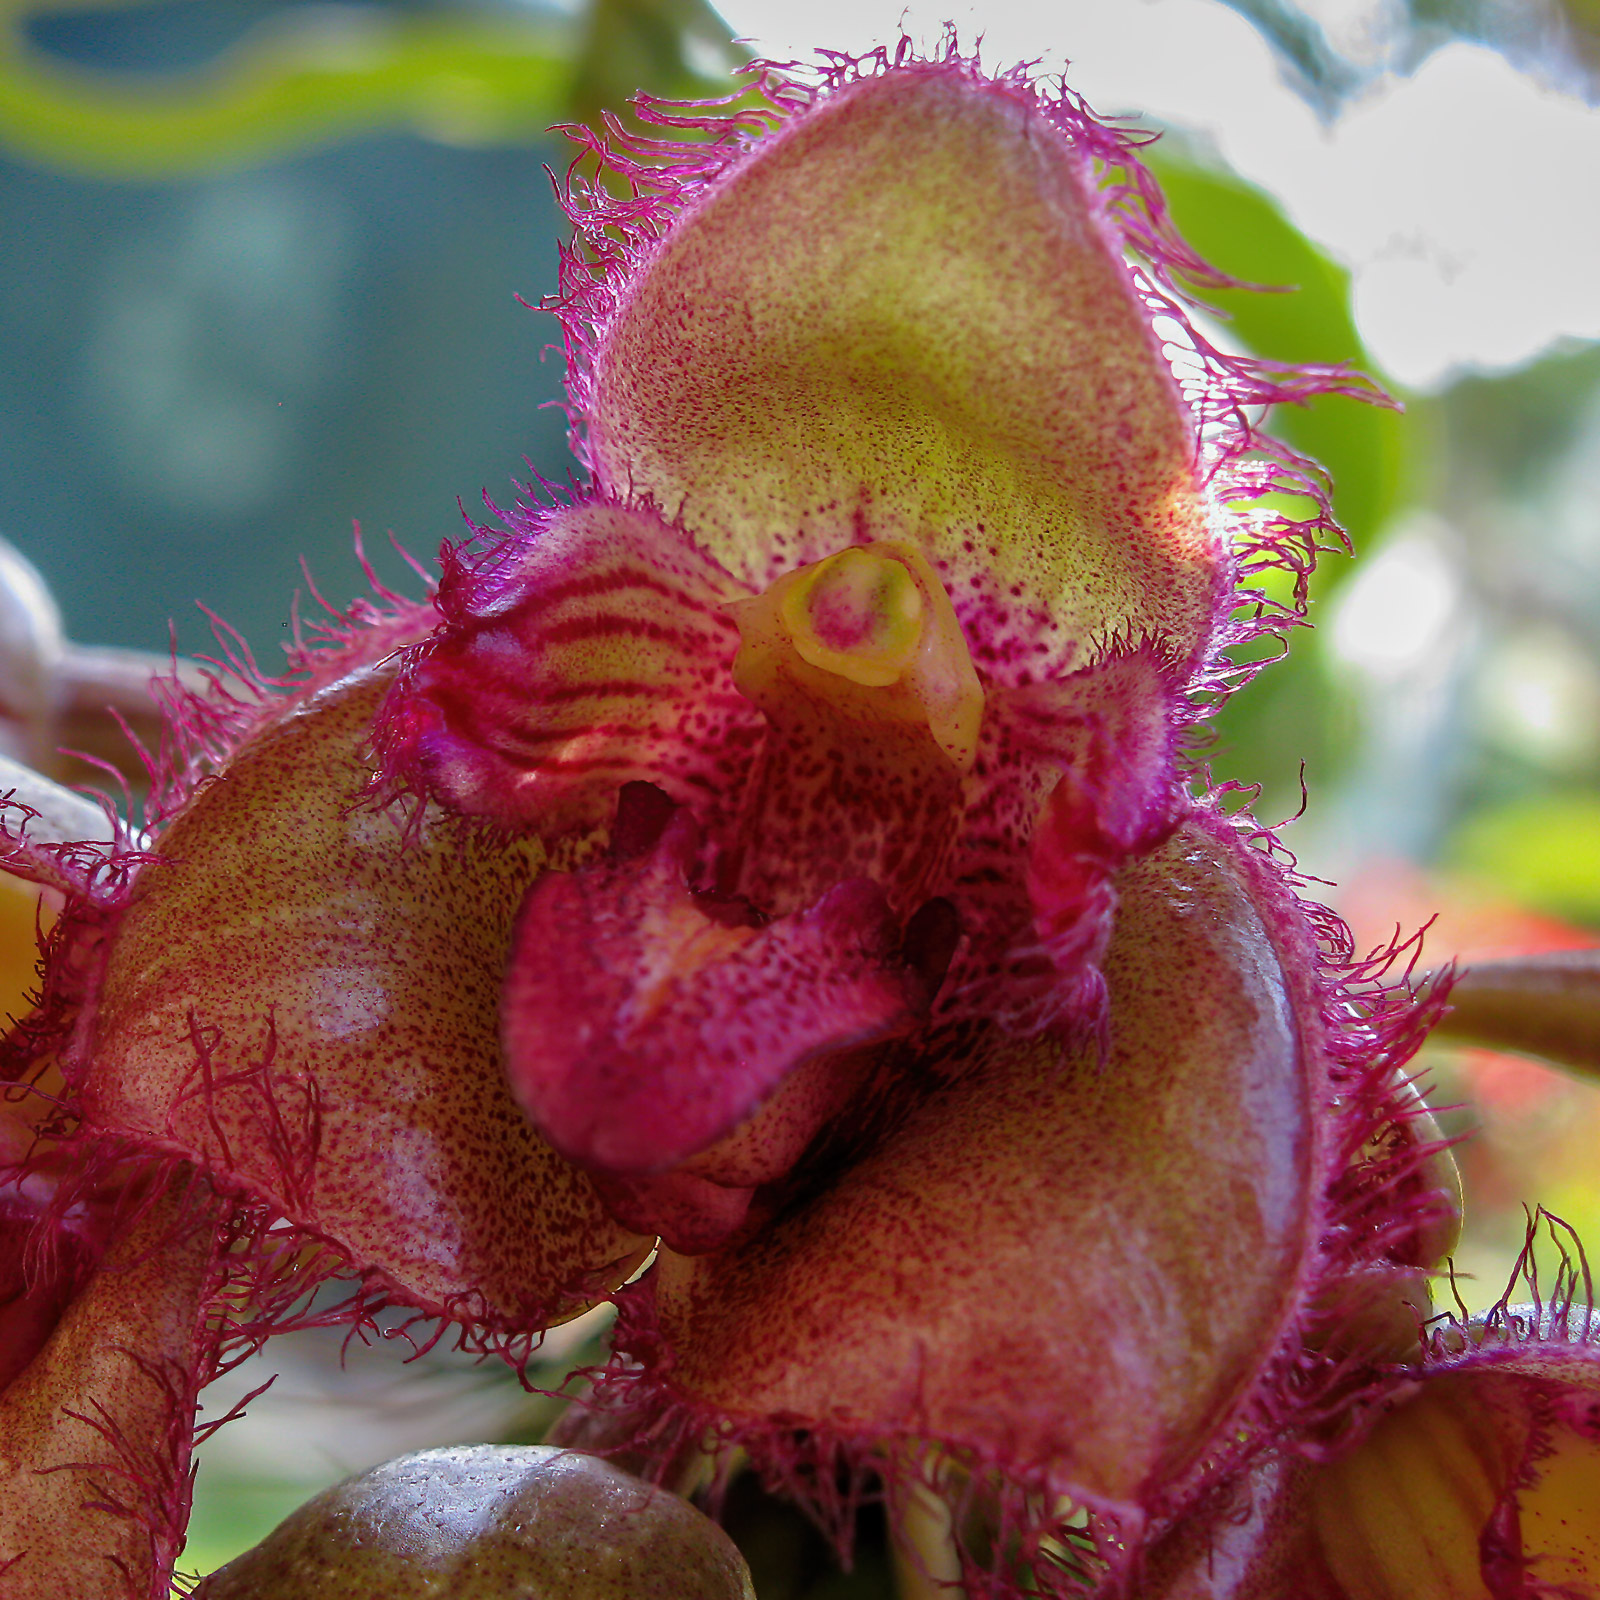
0,38,1478,1600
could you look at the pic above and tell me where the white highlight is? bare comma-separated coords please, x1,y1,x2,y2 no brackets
712,0,1600,388
1476,627,1600,769
1328,529,1464,680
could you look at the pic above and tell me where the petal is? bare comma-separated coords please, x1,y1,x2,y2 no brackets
582,64,1225,685
376,501,761,836
0,1174,216,1598
1512,1394,1600,1594
0,869,49,1033
0,1175,104,1393
1141,1380,1590,1600
1305,1375,1522,1600
588,1168,760,1258
939,643,1184,1032
501,797,935,1178
639,813,1317,1512
87,664,649,1329
1141,1299,1600,1599
1137,1455,1338,1600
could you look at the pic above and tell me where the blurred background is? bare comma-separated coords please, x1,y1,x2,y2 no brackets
3,0,1600,1586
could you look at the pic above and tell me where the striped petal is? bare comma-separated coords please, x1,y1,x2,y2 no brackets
377,501,760,837
1141,1302,1600,1600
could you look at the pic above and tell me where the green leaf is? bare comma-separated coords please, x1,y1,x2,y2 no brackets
1445,791,1600,925
1147,149,1411,551
0,10,572,178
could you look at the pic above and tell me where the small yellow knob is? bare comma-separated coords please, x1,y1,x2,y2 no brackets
779,547,925,688
728,540,984,772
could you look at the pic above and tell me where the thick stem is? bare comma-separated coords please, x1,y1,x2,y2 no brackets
1433,951,1600,1080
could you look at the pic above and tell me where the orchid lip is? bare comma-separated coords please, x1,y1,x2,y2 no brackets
500,791,944,1182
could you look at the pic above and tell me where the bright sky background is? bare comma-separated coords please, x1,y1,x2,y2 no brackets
711,0,1600,391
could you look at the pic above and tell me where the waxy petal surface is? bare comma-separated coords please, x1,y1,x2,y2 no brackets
586,66,1224,685
89,667,648,1327
648,815,1318,1507
0,1176,215,1599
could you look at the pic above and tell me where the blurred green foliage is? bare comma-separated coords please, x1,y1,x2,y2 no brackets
0,0,745,177
1447,791,1600,923
1435,340,1600,502
0,2,571,175
181,1475,316,1590
1149,150,1407,813
1149,154,1411,548
567,0,747,130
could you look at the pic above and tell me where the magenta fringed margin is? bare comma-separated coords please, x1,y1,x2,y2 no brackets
544,33,1389,721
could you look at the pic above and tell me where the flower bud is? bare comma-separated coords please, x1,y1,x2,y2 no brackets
194,1445,756,1599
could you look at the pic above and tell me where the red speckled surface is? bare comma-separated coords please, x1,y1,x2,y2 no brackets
654,818,1316,1509
588,69,1222,688
90,668,647,1328
0,1177,215,1596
